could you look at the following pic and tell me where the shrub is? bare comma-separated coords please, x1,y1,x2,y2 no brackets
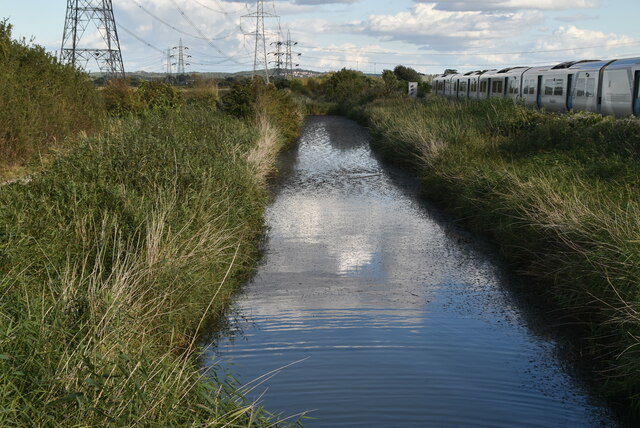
185,77,219,109
220,78,303,142
102,78,142,116
322,68,373,105
137,80,184,113
0,19,104,169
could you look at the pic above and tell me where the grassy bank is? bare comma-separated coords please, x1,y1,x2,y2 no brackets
0,103,303,425
357,96,640,415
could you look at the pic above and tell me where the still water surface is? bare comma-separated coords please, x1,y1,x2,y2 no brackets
203,116,614,427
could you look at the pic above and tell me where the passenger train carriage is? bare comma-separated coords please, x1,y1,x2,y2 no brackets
432,57,640,117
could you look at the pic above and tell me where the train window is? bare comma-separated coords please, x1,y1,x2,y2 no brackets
586,78,596,97
460,81,468,92
509,79,518,94
480,80,487,92
523,80,529,95
554,79,564,96
529,83,535,95
544,79,554,95
492,80,503,93
470,80,477,92
576,78,585,97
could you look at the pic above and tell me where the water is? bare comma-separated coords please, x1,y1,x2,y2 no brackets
202,116,615,427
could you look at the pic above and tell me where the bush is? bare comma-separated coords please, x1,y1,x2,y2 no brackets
137,80,184,113
102,78,142,116
220,78,303,142
0,19,104,169
185,77,219,109
322,68,377,105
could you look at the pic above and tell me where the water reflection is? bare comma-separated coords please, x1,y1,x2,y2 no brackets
202,116,614,427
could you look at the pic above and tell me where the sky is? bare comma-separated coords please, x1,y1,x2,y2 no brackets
2,0,639,75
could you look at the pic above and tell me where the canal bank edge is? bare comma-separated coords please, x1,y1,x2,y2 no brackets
347,96,640,422
0,90,304,426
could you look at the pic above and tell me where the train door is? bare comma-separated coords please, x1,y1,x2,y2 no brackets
566,74,574,110
466,78,471,99
487,78,492,97
634,71,640,116
536,75,543,108
504,77,509,96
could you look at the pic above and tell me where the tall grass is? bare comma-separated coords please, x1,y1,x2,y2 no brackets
0,105,295,425
0,20,103,173
362,97,640,416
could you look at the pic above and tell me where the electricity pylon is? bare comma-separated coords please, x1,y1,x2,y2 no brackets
283,30,300,79
172,39,190,75
164,48,173,76
61,0,125,78
243,0,277,83
270,38,285,80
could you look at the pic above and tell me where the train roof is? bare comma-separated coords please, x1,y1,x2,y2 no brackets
435,56,640,81
551,59,600,69
497,66,528,73
607,57,640,68
566,59,612,71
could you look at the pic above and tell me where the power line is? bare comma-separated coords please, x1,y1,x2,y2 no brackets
118,23,164,54
170,0,245,64
130,0,233,42
190,0,245,15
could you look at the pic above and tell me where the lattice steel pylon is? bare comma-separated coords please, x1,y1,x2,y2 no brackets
283,30,299,79
243,0,277,84
270,38,284,80
172,39,190,76
61,0,125,78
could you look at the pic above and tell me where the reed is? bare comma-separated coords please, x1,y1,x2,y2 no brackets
0,106,297,426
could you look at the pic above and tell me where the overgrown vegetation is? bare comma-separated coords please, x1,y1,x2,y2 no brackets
359,96,640,417
0,21,103,174
1,20,303,426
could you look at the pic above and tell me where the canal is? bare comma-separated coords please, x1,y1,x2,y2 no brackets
202,116,615,427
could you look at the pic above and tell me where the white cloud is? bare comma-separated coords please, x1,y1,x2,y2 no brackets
533,25,638,59
362,3,543,50
420,0,600,11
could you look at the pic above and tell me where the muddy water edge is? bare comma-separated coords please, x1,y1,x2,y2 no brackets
202,116,619,427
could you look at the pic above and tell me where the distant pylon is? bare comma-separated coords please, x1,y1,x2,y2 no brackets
269,37,284,80
61,0,125,78
283,30,300,79
243,0,278,83
172,39,190,76
164,48,173,76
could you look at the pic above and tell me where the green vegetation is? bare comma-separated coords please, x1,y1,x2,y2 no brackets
1,20,303,426
0,21,103,174
358,96,640,415
288,65,430,116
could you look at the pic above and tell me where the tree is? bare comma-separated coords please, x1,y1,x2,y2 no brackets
382,69,401,95
322,68,370,104
393,65,422,83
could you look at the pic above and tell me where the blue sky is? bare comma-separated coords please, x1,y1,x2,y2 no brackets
2,0,639,74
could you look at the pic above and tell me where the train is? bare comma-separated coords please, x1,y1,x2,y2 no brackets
432,57,640,117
